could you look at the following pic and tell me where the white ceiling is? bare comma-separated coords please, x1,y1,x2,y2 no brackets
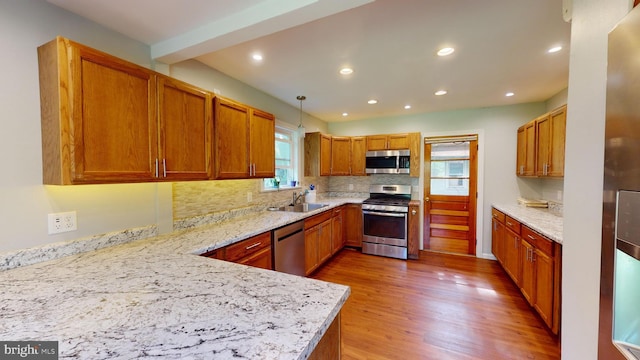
47,0,571,122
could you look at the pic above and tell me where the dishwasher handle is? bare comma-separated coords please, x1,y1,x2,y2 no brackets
276,227,303,242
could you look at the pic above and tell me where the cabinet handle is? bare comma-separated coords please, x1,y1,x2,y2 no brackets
506,221,512,226
163,159,167,178
527,234,535,240
245,242,261,250
155,158,159,178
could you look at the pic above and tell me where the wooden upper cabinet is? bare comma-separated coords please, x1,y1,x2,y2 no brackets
39,36,158,184
537,105,566,177
249,109,275,178
366,134,410,150
331,136,351,175
158,75,213,180
214,97,275,179
305,132,332,177
350,136,367,176
214,97,250,179
517,105,566,178
516,121,536,177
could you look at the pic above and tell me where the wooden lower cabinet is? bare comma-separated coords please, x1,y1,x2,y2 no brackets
344,204,363,247
331,206,345,254
490,207,561,335
408,201,420,259
201,231,273,270
308,313,341,360
305,211,333,275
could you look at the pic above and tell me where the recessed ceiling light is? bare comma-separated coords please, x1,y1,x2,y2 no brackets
437,47,455,56
252,53,263,61
368,99,378,104
434,90,448,96
404,105,411,110
340,67,354,75
506,92,515,97
548,46,562,53
342,112,349,117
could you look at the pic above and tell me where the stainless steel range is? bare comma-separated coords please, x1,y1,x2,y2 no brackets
362,185,411,260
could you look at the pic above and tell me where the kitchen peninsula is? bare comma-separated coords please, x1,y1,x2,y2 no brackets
0,199,358,359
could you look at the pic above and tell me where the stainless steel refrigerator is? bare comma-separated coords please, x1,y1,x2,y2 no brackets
600,5,640,359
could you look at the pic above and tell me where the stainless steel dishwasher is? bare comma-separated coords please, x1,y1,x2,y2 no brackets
273,220,305,276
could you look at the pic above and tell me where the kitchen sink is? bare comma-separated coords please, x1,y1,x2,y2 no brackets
277,203,328,212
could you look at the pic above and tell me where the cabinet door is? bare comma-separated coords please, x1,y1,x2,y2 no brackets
503,229,521,285
534,248,555,328
331,207,344,254
318,220,333,265
331,137,351,175
320,134,332,176
523,121,536,176
305,226,320,275
516,126,526,176
158,76,212,180
366,135,388,150
350,136,367,175
250,109,275,178
69,40,158,183
492,218,506,264
408,202,420,259
344,204,363,247
387,134,409,149
547,106,566,177
214,98,250,179
520,239,535,304
536,115,551,176
237,247,272,270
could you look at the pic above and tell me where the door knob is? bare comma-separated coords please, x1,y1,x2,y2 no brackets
425,196,430,202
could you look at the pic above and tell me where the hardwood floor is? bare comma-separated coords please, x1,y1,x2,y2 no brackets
311,248,560,360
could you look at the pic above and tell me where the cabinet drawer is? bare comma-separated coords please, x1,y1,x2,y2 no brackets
332,206,344,217
491,208,505,223
305,210,332,229
505,216,521,234
225,231,272,263
521,226,555,256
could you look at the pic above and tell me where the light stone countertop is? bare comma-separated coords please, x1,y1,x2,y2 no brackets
492,203,563,244
0,198,364,359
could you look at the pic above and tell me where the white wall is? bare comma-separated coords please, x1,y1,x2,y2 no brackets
329,102,546,256
562,0,631,359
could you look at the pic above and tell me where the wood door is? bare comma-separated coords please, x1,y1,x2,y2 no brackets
214,97,250,179
320,134,332,176
350,136,366,175
158,76,212,180
423,137,478,255
344,204,363,247
305,226,319,275
534,248,554,327
548,105,566,177
331,208,344,255
331,136,351,175
387,134,409,149
366,135,388,150
249,108,275,178
70,40,158,183
520,239,535,304
492,217,505,264
536,115,551,176
523,121,536,176
318,220,333,265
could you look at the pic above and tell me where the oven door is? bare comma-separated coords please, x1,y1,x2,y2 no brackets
362,210,407,246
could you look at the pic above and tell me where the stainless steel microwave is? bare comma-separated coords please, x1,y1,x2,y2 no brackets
365,150,410,174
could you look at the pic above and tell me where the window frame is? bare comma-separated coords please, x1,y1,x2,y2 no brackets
261,120,301,192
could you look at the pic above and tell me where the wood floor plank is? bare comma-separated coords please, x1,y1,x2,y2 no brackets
312,249,560,360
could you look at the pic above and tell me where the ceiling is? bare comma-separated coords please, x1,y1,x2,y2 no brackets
47,0,571,122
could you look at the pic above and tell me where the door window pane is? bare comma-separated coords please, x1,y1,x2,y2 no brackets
429,141,470,196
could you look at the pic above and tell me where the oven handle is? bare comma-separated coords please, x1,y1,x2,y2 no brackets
363,210,407,218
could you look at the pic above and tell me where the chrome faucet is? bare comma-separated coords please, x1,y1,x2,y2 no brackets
292,191,305,205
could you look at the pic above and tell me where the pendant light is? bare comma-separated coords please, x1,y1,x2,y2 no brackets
297,95,306,138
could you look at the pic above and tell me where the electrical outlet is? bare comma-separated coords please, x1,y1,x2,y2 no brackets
247,192,253,203
48,211,77,235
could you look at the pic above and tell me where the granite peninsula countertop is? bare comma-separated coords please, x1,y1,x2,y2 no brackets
492,203,563,244
0,198,364,359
